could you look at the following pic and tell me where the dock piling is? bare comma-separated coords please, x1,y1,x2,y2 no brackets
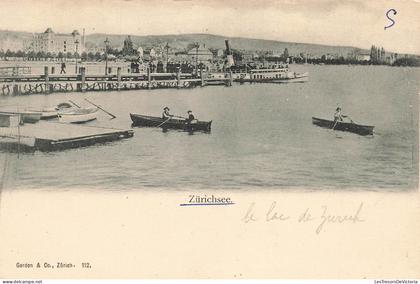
147,66,151,90
0,68,247,95
176,68,181,89
117,67,121,91
200,68,204,87
80,67,86,92
44,66,50,93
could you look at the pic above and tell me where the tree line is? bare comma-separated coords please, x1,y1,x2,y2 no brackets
0,49,107,61
1,43,418,67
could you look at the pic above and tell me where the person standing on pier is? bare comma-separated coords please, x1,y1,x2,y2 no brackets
60,62,66,74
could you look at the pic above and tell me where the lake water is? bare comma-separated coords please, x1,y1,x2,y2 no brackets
0,65,418,191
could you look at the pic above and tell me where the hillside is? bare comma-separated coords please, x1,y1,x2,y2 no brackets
0,30,33,50
0,30,33,41
85,33,364,56
0,29,366,56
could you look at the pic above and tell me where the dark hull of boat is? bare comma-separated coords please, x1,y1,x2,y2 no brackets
312,117,374,136
205,81,230,86
41,114,59,120
130,113,212,132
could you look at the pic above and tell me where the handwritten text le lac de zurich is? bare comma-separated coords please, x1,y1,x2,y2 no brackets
242,201,364,234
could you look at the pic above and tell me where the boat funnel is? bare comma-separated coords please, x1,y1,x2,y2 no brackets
225,40,232,55
225,40,234,67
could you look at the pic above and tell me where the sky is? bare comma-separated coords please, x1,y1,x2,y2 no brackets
0,0,419,54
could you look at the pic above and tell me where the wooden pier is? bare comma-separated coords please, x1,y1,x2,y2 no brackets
0,66,233,96
0,121,134,151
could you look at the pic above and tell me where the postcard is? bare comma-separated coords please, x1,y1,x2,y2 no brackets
0,0,419,280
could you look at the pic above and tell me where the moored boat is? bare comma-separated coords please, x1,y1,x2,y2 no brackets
58,108,99,123
312,117,374,136
25,107,58,119
0,135,36,151
0,110,41,123
0,113,21,127
56,102,73,109
19,111,42,123
235,68,309,83
130,113,212,132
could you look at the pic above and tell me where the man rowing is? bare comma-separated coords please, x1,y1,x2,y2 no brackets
185,110,196,124
184,110,198,132
333,107,348,123
162,107,173,119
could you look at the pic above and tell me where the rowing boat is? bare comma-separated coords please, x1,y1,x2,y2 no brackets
130,113,212,132
312,117,374,136
58,108,99,123
0,113,20,127
0,110,41,123
25,107,58,119
31,102,73,120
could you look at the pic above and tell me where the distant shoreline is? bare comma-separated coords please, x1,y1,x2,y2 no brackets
1,59,418,71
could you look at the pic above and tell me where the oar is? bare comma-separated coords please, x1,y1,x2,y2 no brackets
84,98,116,119
69,100,81,108
157,117,172,127
331,120,343,138
332,120,339,130
172,115,187,119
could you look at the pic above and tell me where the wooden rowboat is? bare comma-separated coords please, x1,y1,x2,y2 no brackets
0,113,21,127
58,108,99,123
0,110,41,123
312,117,374,136
25,107,58,119
130,113,212,132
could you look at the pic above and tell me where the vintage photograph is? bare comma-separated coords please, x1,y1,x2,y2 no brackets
0,0,418,191
0,0,419,280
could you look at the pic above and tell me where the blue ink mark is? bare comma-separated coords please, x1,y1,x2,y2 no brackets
384,9,397,30
180,203,235,206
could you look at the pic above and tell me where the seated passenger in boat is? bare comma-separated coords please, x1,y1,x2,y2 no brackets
185,110,197,124
333,107,347,122
162,107,173,119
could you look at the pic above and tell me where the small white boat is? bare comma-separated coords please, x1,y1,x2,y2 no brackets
25,107,58,120
58,108,99,123
56,102,73,110
0,113,21,127
0,110,41,123
277,71,309,83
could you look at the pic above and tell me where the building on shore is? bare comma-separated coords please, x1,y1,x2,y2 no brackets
356,52,371,61
137,47,144,58
241,51,258,62
187,44,213,62
27,28,85,54
215,49,224,58
385,53,398,65
85,45,105,54
143,47,159,61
